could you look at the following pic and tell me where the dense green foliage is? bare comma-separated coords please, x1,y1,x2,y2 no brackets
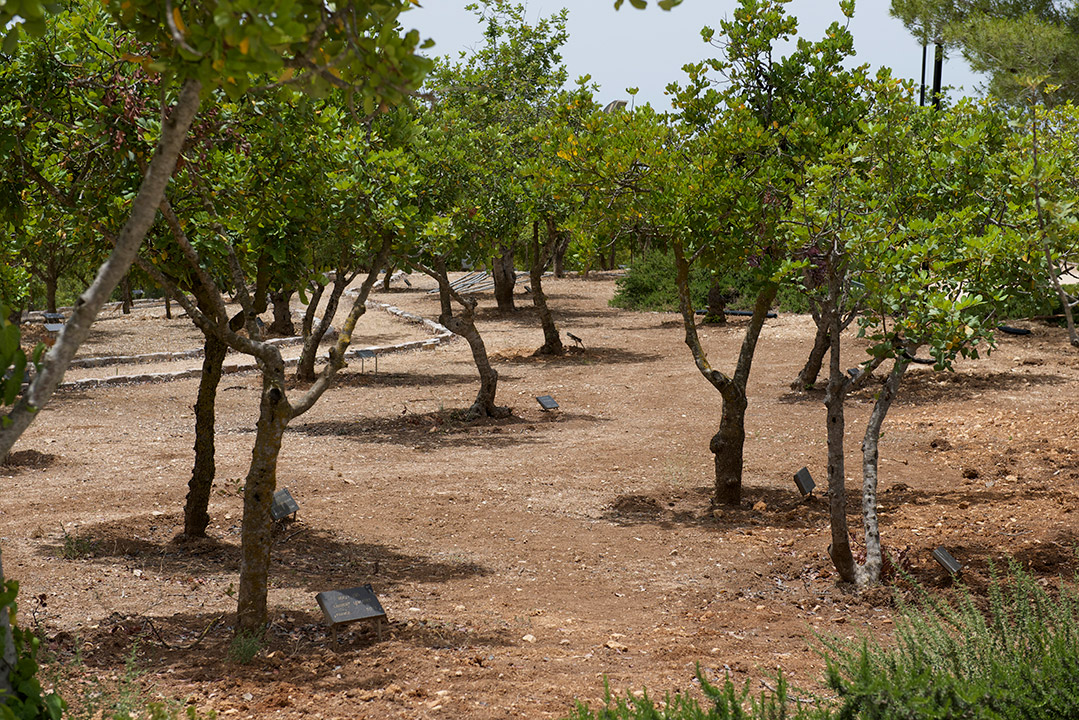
566,670,824,720
0,581,64,720
824,563,1079,720
611,250,807,313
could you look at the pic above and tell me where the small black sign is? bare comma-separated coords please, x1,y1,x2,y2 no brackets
271,488,299,521
932,546,963,575
536,395,559,411
794,467,815,496
316,584,387,642
43,312,64,323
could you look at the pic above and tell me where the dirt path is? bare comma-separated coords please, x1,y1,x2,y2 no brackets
3,274,1077,719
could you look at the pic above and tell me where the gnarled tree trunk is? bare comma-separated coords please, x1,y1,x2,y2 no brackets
236,365,291,635
423,260,508,420
673,242,776,506
492,243,516,312
532,220,563,356
296,271,353,382
268,289,295,336
553,229,571,278
182,285,228,539
120,274,133,314
793,323,829,390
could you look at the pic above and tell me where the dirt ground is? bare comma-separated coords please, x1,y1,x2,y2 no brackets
3,273,1078,719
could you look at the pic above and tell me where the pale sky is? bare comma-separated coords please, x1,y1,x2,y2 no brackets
404,1,983,110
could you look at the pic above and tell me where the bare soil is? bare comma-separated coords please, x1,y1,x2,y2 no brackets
3,274,1078,719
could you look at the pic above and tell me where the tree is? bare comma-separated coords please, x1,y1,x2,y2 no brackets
789,94,1011,586
0,0,431,460
1,0,432,656
424,1,571,313
954,1,1079,105
890,0,964,107
660,0,873,506
999,94,1079,346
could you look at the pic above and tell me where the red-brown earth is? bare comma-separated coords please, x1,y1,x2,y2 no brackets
3,273,1077,719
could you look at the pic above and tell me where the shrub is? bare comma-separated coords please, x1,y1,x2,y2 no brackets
822,561,1079,720
611,250,807,314
565,669,827,720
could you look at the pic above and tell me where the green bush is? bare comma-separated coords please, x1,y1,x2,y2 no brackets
565,669,827,720
0,580,65,720
611,250,807,314
567,563,1079,720
823,561,1079,720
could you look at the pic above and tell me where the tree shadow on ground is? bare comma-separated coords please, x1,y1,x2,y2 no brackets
291,410,607,451
895,369,1069,404
299,369,514,391
37,520,491,596
44,606,511,692
0,449,58,474
601,486,833,533
474,301,621,326
905,530,1079,592
777,368,1069,406
877,480,1064,508
490,344,662,366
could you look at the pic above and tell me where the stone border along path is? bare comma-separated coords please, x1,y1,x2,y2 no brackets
55,301,454,391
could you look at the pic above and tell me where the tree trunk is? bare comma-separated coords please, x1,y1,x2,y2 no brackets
381,265,394,291
300,281,326,340
553,230,570,278
296,274,350,382
710,386,747,506
919,42,927,107
793,323,830,390
164,294,172,319
236,366,291,636
425,261,508,420
492,243,516,312
606,236,617,271
1,77,203,462
705,281,728,325
268,290,295,336
182,289,227,539
44,271,58,315
120,274,133,314
855,357,909,587
823,303,856,583
931,42,943,110
672,242,775,506
533,220,563,356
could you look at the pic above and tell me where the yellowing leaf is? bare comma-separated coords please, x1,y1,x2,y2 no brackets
172,7,186,35
239,37,250,55
280,67,295,82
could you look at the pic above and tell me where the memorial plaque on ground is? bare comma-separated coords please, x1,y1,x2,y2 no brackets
357,349,378,374
794,467,815,496
932,546,963,575
271,487,299,521
536,395,559,411
316,584,387,642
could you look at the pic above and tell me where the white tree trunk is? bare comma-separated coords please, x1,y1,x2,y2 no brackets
0,78,203,461
855,358,908,587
